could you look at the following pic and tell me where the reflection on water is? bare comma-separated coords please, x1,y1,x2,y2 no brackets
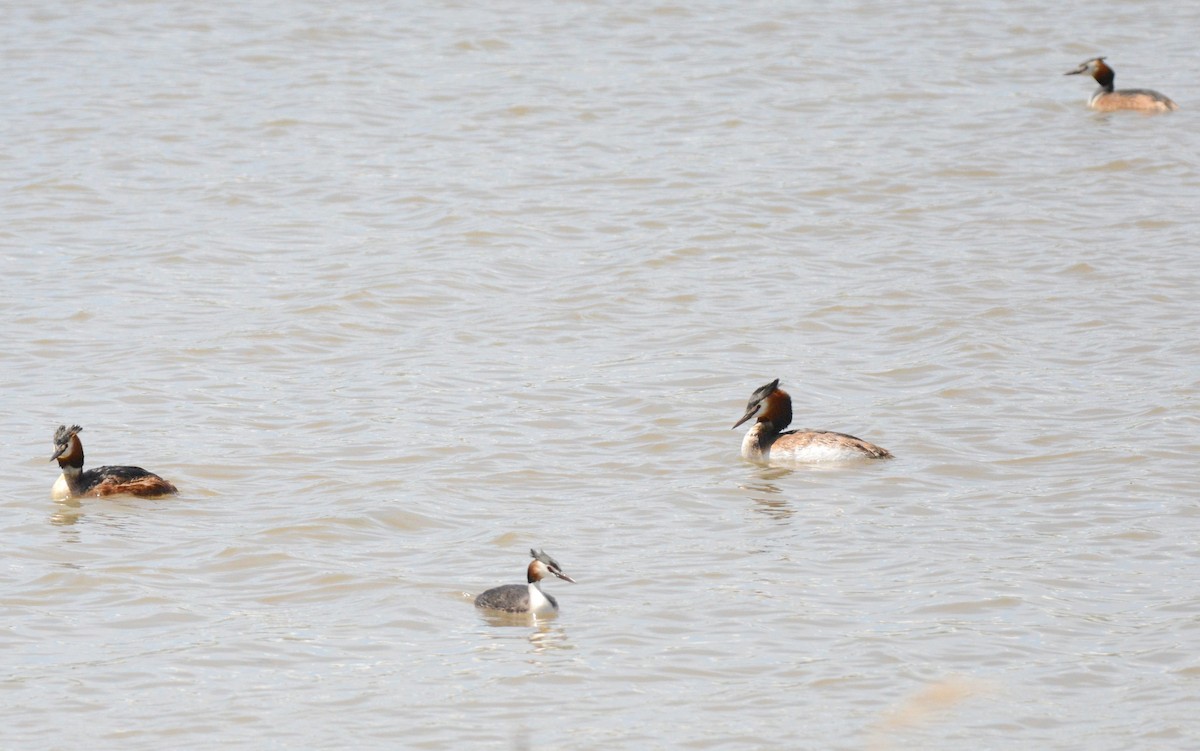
751,495,795,521
741,477,796,520
477,609,560,629
526,623,571,653
475,613,572,654
49,497,84,528
47,495,160,536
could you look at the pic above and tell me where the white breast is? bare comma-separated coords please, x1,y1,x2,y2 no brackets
527,583,558,615
51,473,71,501
740,423,769,461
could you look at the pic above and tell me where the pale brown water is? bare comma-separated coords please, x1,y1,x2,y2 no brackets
3,1,1199,749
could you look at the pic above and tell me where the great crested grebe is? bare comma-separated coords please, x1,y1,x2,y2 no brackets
474,549,575,615
50,425,178,500
732,379,892,464
1065,57,1178,113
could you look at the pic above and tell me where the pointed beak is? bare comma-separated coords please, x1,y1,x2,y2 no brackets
732,406,758,430
50,445,66,461
554,571,576,583
1064,64,1086,76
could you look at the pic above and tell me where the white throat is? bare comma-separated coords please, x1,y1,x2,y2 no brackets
740,422,771,461
527,581,557,615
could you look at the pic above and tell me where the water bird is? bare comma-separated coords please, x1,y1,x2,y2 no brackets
50,425,178,500
1064,57,1178,112
474,549,575,615
732,379,892,463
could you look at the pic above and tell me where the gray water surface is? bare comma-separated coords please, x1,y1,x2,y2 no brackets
3,1,1199,749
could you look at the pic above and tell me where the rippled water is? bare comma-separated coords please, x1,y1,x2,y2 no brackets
3,1,1199,749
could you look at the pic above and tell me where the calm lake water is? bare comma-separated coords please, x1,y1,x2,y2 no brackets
3,1,1199,749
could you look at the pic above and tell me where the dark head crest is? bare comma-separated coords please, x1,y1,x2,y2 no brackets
54,425,82,444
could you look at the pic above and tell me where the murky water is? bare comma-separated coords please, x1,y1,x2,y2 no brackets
3,1,1199,748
